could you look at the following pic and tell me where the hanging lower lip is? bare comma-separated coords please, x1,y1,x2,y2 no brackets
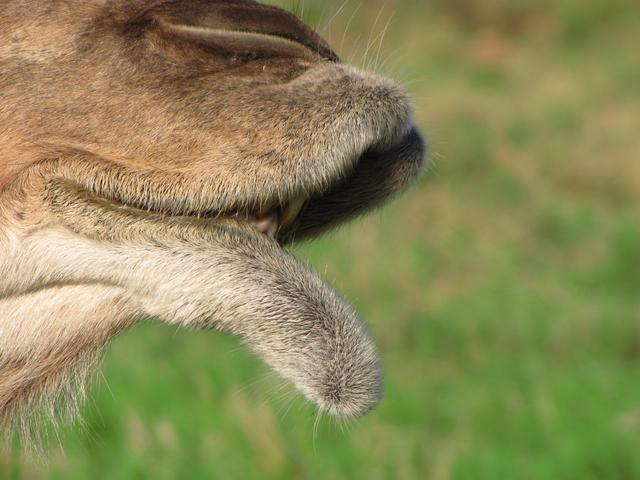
49,177,384,417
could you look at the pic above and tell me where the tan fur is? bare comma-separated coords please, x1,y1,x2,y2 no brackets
0,0,426,440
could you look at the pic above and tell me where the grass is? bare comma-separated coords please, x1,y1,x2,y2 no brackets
3,0,640,478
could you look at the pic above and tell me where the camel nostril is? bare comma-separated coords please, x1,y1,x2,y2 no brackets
160,23,332,63
147,0,339,62
260,30,339,62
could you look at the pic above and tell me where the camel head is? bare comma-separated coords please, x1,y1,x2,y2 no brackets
0,0,426,436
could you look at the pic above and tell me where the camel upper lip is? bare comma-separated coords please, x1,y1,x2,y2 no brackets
45,119,421,247
79,125,422,246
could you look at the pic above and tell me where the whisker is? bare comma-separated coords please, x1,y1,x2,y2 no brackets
340,3,362,58
312,407,324,453
321,0,349,36
362,4,386,69
276,393,298,423
374,13,395,73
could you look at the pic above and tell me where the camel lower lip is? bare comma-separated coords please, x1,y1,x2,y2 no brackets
44,178,385,417
200,221,384,416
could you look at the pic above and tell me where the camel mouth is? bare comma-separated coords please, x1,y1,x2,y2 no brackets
41,119,423,422
108,194,308,244
44,116,423,253
278,125,426,244
71,123,424,246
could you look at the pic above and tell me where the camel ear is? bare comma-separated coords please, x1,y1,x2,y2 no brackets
139,0,338,61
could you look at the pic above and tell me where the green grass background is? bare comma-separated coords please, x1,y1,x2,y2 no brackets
3,0,640,478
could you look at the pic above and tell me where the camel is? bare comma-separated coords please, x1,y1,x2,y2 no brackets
0,0,426,438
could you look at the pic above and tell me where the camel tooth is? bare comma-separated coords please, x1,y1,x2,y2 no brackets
281,195,306,228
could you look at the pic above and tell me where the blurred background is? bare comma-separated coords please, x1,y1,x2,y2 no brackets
3,0,640,478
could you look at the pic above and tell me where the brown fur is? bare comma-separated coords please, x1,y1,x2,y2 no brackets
0,0,426,440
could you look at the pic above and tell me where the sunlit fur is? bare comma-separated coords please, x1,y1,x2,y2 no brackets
0,0,426,440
